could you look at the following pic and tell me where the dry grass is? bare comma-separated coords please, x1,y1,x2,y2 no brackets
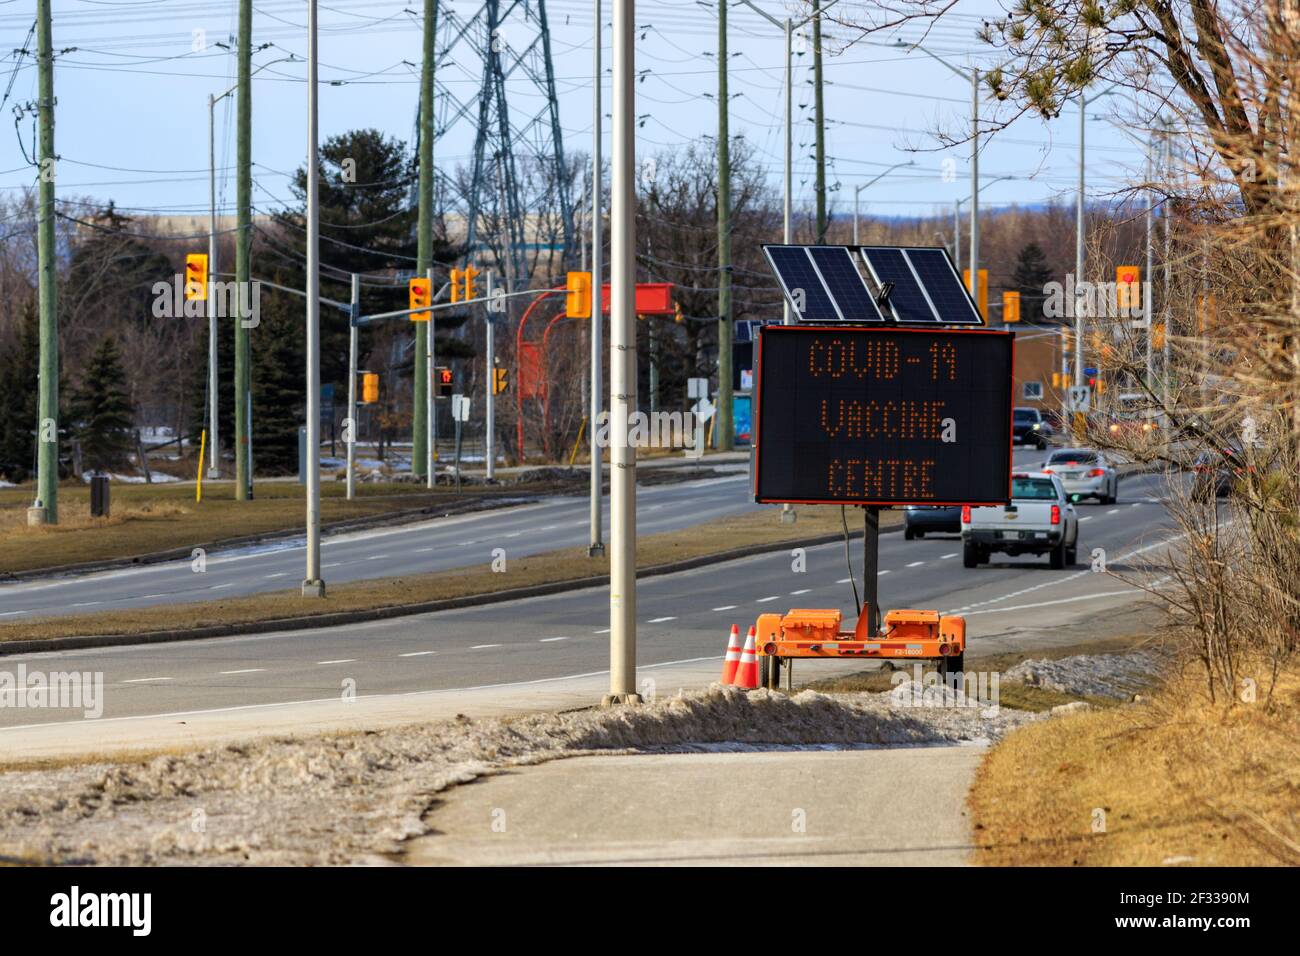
0,477,597,575
0,505,897,642
968,662,1300,866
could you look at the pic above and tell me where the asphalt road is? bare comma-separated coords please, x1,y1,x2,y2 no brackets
0,468,761,622
0,466,1174,729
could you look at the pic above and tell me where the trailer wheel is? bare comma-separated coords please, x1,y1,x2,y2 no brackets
940,653,965,680
762,656,782,690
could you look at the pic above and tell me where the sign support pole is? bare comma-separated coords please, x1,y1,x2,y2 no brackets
863,506,880,636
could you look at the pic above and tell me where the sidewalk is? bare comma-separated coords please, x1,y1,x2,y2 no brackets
407,746,984,866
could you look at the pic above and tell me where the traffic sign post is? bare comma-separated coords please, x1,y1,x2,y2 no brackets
451,393,470,491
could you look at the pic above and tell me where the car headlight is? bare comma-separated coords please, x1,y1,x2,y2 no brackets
1032,423,1040,430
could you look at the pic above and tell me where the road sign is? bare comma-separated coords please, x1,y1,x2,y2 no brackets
687,377,708,400
451,394,471,422
693,397,716,423
752,325,1014,506
1067,385,1092,412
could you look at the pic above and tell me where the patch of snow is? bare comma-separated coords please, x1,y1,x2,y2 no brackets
1004,650,1162,700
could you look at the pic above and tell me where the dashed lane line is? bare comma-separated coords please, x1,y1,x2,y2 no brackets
316,659,356,665
539,636,570,643
713,604,738,611
399,651,435,657
219,668,266,675
648,616,678,623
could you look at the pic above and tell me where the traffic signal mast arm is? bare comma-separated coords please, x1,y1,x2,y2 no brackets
354,283,544,327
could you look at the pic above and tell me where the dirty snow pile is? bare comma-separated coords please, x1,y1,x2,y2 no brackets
1003,650,1163,700
0,684,1035,867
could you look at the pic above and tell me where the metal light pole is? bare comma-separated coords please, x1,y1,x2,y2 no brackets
853,161,914,244
899,42,980,291
426,266,436,489
604,0,639,707
589,0,606,557
207,56,295,483
346,274,360,501
1073,83,1120,387
302,0,324,598
485,288,496,481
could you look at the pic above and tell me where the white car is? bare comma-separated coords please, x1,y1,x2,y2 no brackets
962,472,1080,569
1041,448,1119,504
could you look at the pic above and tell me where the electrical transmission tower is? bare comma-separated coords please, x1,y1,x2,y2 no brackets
429,0,575,280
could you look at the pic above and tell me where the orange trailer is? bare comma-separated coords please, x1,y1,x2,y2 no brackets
754,607,967,690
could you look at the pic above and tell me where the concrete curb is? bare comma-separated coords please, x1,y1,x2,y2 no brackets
0,523,899,657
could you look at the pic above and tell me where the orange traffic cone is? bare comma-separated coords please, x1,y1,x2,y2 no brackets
732,626,760,689
720,625,743,684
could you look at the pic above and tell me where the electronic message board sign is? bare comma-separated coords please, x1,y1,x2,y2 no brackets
753,325,1014,506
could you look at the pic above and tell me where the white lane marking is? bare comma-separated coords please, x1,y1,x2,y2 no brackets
1079,516,1093,522
0,610,25,618
539,525,558,531
71,601,101,607
906,561,924,568
1106,509,1119,514
836,578,852,584
878,569,891,576
415,547,434,553
209,584,233,590
122,677,172,683
539,636,569,643
399,651,435,657
323,562,342,568
266,572,288,579
316,659,356,665
594,628,611,634
1130,502,1141,507
957,582,1168,617
219,668,266,675
470,644,501,650
505,532,522,538
790,589,810,595
365,554,389,561
756,596,780,603
713,605,738,611
648,616,677,623
941,553,958,559
139,594,166,600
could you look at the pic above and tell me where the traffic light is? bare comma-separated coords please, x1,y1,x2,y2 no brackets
184,253,208,302
434,365,454,398
1002,290,1020,323
463,264,480,301
361,372,379,405
1116,266,1140,310
674,301,684,323
566,271,592,318
493,366,509,395
409,277,432,321
449,268,463,304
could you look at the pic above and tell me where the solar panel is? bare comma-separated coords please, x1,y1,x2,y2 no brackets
762,245,844,322
906,247,984,324
807,246,884,322
859,247,938,323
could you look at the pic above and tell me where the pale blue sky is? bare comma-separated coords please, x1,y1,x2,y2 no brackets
0,0,1152,226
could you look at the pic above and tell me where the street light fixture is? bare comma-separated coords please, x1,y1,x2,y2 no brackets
853,160,914,244
953,174,1014,265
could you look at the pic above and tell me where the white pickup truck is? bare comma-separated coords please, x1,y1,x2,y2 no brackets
961,472,1080,569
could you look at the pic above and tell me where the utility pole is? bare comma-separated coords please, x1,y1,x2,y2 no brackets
207,94,220,478
716,0,734,451
589,0,606,557
234,0,253,501
302,0,324,598
1145,135,1154,388
969,69,979,304
414,0,437,481
1074,94,1086,388
33,0,58,524
812,0,826,241
604,0,640,707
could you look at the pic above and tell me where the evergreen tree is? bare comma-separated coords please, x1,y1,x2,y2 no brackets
70,335,135,474
250,283,304,475
0,298,40,482
1012,242,1055,322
